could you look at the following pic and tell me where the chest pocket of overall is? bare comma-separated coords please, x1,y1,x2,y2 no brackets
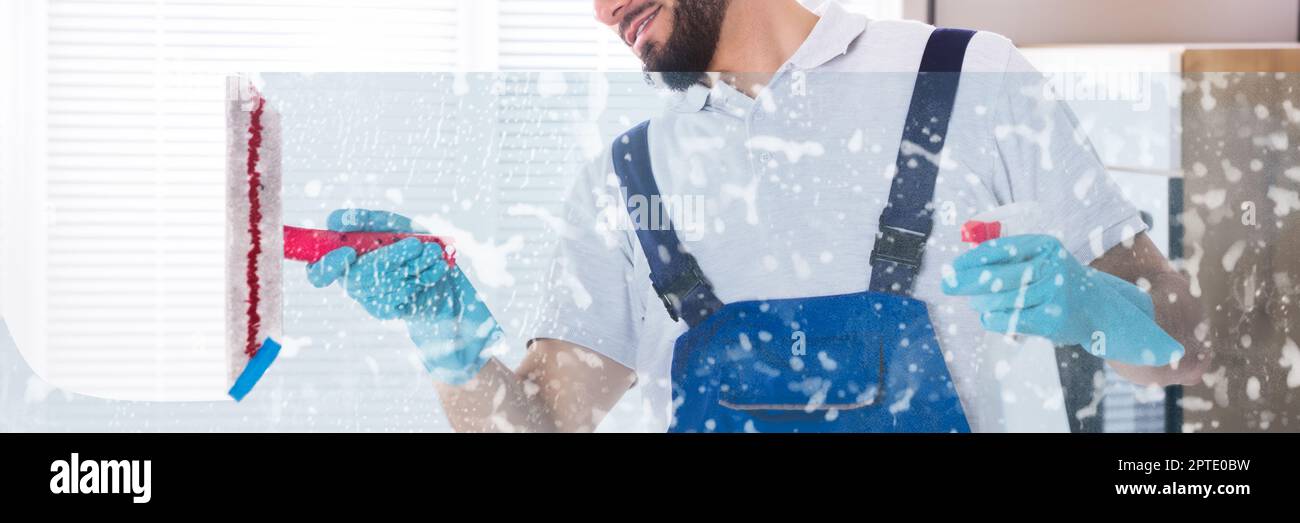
710,295,887,412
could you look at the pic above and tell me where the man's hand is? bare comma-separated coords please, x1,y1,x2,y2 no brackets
306,209,503,385
435,339,637,433
1088,234,1212,387
942,234,1185,368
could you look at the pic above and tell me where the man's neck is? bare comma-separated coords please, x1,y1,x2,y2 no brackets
707,0,820,98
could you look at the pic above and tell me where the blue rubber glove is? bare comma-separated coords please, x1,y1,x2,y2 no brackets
306,209,504,384
941,234,1185,367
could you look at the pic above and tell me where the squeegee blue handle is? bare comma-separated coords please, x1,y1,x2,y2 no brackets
229,338,281,402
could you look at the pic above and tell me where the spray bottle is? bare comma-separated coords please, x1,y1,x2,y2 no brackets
958,202,1070,432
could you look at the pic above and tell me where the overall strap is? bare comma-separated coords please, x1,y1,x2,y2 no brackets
869,28,976,295
611,121,724,327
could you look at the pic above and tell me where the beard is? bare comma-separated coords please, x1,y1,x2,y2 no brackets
640,0,730,92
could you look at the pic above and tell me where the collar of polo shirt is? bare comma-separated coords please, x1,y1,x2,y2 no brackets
670,1,868,114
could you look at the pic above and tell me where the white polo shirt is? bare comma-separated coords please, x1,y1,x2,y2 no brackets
531,2,1146,433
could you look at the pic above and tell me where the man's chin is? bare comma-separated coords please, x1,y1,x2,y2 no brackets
652,71,706,92
643,55,705,92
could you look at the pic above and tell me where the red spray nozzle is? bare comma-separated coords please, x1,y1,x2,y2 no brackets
960,220,1002,245
283,225,456,267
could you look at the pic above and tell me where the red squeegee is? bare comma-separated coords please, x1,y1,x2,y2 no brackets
283,226,456,267
226,78,458,402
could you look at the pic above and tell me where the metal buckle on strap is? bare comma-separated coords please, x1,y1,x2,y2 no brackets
654,253,713,323
869,226,928,269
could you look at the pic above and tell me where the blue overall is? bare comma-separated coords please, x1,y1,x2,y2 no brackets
611,29,976,433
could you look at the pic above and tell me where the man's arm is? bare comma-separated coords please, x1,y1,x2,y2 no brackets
1089,232,1212,387
434,339,637,433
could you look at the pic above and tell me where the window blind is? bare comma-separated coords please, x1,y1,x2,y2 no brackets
497,0,641,72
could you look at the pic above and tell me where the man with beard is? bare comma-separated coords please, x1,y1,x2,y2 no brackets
307,0,1210,432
